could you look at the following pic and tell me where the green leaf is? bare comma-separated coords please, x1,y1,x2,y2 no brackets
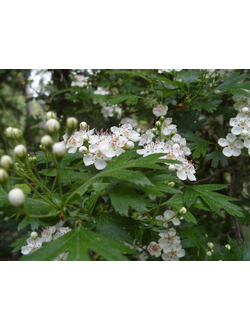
183,185,244,217
107,94,142,106
216,72,250,97
220,237,250,261
20,226,137,261
192,100,221,113
180,131,211,158
205,150,228,168
179,227,206,251
177,70,200,84
95,213,139,244
10,237,27,253
0,187,8,206
13,184,31,195
107,184,149,216
157,77,185,91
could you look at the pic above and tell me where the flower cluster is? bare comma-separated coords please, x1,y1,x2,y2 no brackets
218,97,250,157
147,228,185,261
101,103,122,119
137,104,196,181
21,222,71,260
63,121,139,170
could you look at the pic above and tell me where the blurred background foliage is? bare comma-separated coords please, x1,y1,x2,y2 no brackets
1,69,250,260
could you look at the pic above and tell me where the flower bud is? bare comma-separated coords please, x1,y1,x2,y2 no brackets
168,181,175,188
30,231,39,240
168,164,176,171
155,121,161,127
151,128,157,135
206,251,212,257
8,188,25,207
45,111,57,120
80,122,87,130
160,116,165,123
124,141,135,150
82,134,89,142
46,118,60,133
241,130,249,138
66,117,78,130
12,128,23,140
0,168,9,183
207,242,214,250
79,146,88,155
5,127,14,139
178,207,187,215
52,142,67,158
242,107,249,114
41,135,53,149
14,144,27,159
0,155,13,169
225,244,231,250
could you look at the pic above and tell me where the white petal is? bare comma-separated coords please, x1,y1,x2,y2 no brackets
232,147,242,157
177,170,187,181
95,159,108,170
218,138,228,147
177,249,185,258
222,147,233,157
187,172,196,181
226,133,237,142
83,154,95,166
234,140,244,149
231,126,242,135
244,138,250,148
172,218,181,226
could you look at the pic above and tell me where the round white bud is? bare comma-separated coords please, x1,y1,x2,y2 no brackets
79,146,88,155
52,142,67,158
124,141,135,150
8,188,25,207
206,251,212,257
0,168,9,183
241,130,249,138
168,181,175,188
46,111,57,120
80,122,87,130
5,127,14,138
30,231,39,240
12,128,23,139
207,242,214,250
0,155,13,169
46,118,60,133
225,244,231,250
178,207,187,215
242,107,249,114
82,134,89,142
168,164,176,172
66,117,78,130
41,135,53,148
14,144,27,159
155,121,161,127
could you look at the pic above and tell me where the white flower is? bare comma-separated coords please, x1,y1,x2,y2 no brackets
139,129,155,146
218,133,244,157
161,118,177,136
175,159,196,181
137,141,165,157
41,226,57,242
147,242,162,257
162,248,185,261
152,104,168,117
156,210,182,226
8,188,25,207
53,227,72,240
63,132,83,153
21,237,43,255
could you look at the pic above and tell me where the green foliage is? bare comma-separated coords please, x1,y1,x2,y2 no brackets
216,72,250,97
205,150,228,168
180,131,211,158
220,237,250,261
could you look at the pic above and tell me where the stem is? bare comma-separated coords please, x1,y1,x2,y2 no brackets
56,163,64,206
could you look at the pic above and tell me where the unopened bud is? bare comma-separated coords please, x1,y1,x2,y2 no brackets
46,118,60,133
14,144,27,159
12,128,23,140
0,155,13,169
168,164,176,171
167,181,175,188
79,146,88,155
241,129,249,138
66,117,78,130
206,251,212,257
124,141,135,150
0,168,9,183
151,128,157,135
207,242,214,250
5,127,14,139
155,121,161,127
242,107,249,114
80,122,87,130
41,135,53,149
46,111,57,120
8,188,25,207
225,244,231,250
30,231,39,240
160,116,165,123
82,134,89,142
52,142,67,158
178,207,187,215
